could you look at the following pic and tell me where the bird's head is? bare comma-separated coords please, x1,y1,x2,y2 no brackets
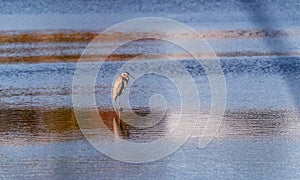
121,72,134,80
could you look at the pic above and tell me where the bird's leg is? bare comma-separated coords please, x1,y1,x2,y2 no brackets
118,96,121,125
118,96,120,112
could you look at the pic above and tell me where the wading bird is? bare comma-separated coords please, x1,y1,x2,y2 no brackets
112,72,134,112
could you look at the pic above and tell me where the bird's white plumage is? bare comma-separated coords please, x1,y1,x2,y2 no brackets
112,72,133,103
112,76,127,101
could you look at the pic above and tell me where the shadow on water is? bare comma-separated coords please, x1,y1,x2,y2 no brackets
240,0,300,109
220,109,298,138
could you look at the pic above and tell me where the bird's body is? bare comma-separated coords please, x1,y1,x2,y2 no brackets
112,76,128,102
112,72,134,111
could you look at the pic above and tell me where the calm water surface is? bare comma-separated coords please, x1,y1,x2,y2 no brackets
0,0,299,179
0,57,299,179
0,108,299,179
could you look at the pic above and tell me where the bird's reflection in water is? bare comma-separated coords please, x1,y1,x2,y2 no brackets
99,110,130,138
1,108,297,145
99,108,163,141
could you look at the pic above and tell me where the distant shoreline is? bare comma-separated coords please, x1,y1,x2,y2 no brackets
0,29,299,63
0,52,299,64
0,29,299,43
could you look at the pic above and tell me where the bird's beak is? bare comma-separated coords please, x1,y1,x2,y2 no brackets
128,73,135,79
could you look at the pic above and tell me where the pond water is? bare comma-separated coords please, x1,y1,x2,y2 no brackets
0,56,299,178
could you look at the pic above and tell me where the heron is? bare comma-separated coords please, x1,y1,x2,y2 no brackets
112,72,134,112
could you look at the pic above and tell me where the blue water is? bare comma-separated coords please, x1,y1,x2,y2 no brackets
0,49,299,179
1,137,300,179
0,0,299,31
0,0,299,179
0,56,298,110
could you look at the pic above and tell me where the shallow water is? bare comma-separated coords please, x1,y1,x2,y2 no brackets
0,56,299,178
0,0,299,31
0,0,300,178
0,108,299,179
0,56,298,109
